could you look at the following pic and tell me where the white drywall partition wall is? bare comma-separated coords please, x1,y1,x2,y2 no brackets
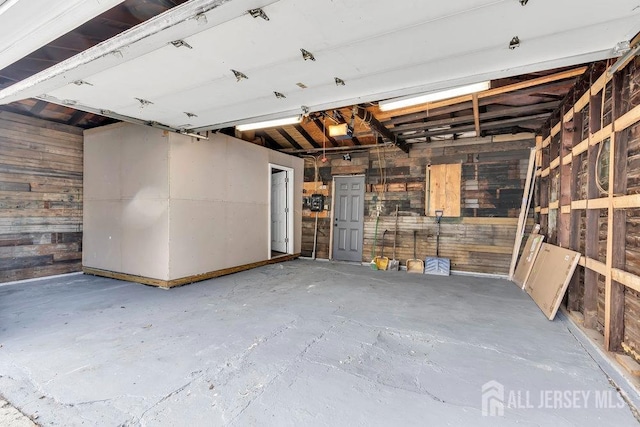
84,123,303,283
83,123,170,280
168,132,303,280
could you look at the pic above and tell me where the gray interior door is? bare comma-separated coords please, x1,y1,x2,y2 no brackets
332,176,365,262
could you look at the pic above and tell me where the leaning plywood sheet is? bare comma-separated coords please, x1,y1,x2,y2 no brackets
513,232,545,289
525,243,581,320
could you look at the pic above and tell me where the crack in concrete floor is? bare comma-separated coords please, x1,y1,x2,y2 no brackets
0,260,637,426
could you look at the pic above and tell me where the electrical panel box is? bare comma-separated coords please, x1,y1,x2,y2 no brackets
309,194,325,212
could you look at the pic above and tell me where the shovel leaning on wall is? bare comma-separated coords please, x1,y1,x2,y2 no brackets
388,205,400,271
407,230,424,273
374,229,390,271
424,210,451,276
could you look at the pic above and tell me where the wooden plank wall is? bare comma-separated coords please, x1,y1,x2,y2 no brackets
363,216,524,274
536,57,640,357
302,138,534,275
0,111,83,283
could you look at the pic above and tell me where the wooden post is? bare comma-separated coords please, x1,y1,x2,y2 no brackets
604,71,628,352
534,136,543,226
567,111,583,311
583,68,603,329
540,138,550,236
509,147,536,279
558,106,573,249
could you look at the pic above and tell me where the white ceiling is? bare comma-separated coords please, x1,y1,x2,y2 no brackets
0,0,638,131
0,0,125,71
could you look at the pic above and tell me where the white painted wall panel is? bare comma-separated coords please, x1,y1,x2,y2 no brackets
120,126,170,200
168,133,229,201
120,199,170,280
83,123,123,201
83,200,122,272
168,133,303,280
85,123,303,283
168,200,228,280
84,123,170,281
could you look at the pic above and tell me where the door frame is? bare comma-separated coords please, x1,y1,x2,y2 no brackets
329,175,365,261
268,164,295,259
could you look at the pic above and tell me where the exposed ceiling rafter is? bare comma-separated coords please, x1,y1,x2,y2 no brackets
356,106,409,153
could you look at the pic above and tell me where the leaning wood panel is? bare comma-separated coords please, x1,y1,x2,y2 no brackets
0,113,83,283
525,243,581,320
513,232,544,289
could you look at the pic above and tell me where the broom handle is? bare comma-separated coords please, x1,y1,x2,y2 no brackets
393,205,398,259
436,220,441,258
372,214,379,259
381,230,388,258
413,230,417,259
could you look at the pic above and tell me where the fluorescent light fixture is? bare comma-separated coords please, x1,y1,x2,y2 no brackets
236,115,301,131
379,81,491,111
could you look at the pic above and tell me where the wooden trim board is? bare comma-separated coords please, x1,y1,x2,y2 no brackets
83,254,300,288
513,232,544,289
524,243,581,320
508,148,536,279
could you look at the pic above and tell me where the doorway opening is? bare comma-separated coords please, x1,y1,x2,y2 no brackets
269,164,294,259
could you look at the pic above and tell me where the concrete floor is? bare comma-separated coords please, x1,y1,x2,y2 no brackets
0,260,637,426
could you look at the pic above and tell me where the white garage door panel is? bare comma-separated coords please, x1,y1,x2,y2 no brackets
1,0,638,131
0,0,126,71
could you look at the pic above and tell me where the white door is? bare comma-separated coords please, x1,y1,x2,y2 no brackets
271,170,288,253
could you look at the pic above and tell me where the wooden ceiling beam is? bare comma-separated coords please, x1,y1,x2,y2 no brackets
472,94,481,137
67,109,88,126
398,112,550,140
311,116,338,147
293,124,320,148
385,101,473,126
540,61,606,137
392,100,560,133
479,67,587,99
356,106,409,153
481,82,574,105
482,126,534,136
257,131,283,150
374,66,587,120
385,80,574,126
275,128,303,150
29,100,49,116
